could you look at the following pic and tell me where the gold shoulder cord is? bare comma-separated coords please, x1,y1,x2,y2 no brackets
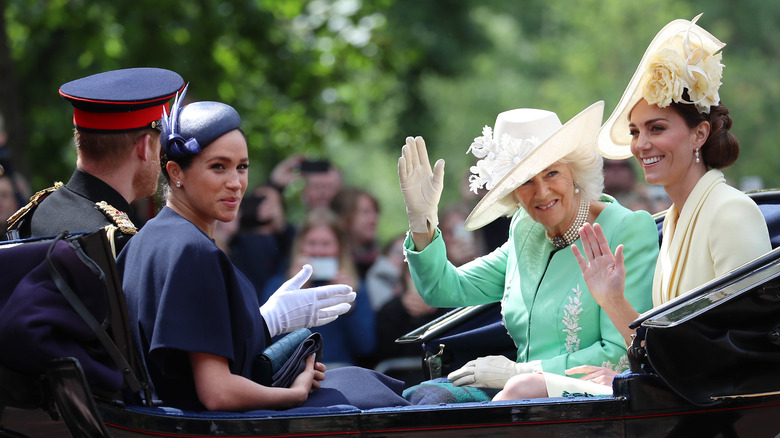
6,182,64,230
95,202,137,259
103,225,119,259
95,201,138,236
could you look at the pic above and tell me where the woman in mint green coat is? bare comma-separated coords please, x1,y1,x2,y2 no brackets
397,101,659,403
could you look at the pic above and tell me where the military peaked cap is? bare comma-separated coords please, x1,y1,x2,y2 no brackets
59,67,184,132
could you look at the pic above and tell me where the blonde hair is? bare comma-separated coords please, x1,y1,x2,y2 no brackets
288,207,358,287
559,146,605,203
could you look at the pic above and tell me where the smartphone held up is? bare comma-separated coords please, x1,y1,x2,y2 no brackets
308,257,339,281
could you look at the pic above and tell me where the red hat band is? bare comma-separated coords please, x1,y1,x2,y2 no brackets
72,103,169,131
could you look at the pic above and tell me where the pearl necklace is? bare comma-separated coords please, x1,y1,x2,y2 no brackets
548,197,590,250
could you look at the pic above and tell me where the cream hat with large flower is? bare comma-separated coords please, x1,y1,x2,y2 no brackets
464,100,605,230
597,14,725,159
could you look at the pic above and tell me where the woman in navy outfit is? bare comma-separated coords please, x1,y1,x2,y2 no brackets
118,89,408,411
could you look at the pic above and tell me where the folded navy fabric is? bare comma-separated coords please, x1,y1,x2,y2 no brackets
271,332,323,388
253,328,323,388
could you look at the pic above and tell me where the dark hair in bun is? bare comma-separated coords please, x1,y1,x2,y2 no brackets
670,91,739,169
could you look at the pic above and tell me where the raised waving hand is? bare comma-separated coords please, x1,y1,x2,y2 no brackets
398,136,445,247
571,223,637,346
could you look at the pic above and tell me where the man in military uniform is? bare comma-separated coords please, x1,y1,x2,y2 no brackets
5,68,184,253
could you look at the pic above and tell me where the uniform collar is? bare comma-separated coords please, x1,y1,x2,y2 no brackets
67,168,137,221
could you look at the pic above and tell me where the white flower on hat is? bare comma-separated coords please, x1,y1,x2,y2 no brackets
641,15,724,114
467,125,541,194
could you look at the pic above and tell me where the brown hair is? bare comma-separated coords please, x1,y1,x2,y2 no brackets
329,188,379,236
669,93,739,169
74,128,156,168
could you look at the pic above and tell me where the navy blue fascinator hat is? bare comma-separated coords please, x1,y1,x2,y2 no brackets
161,85,242,157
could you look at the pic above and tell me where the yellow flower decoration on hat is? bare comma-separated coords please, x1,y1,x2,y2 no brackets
641,14,724,114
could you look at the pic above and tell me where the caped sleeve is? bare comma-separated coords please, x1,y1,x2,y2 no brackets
119,215,241,378
146,237,237,370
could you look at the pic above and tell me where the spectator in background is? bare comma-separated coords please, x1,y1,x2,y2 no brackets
302,162,343,210
371,268,452,385
0,114,31,206
267,154,305,193
0,173,20,238
229,184,296,298
268,155,343,212
330,187,380,280
439,203,486,266
602,158,637,198
458,169,510,252
602,158,656,212
365,234,407,311
263,207,376,368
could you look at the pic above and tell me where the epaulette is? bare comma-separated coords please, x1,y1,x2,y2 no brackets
6,182,64,230
95,201,137,235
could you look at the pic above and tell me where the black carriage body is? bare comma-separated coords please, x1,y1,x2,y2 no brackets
3,190,780,438
92,389,780,437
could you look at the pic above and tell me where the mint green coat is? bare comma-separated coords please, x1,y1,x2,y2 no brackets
405,197,659,375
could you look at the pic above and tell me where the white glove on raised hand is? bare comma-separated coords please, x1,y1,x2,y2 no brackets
398,136,445,234
447,355,542,389
260,265,356,338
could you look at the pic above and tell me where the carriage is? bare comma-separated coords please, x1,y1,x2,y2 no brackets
2,190,780,438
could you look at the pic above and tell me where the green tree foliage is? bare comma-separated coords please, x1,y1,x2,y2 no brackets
1,0,487,238
3,1,780,241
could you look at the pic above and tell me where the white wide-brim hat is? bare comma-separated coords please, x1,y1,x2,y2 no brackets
465,100,605,230
596,15,725,159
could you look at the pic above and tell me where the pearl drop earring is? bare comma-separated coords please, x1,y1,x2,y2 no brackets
176,181,181,188
574,182,580,194
695,148,700,163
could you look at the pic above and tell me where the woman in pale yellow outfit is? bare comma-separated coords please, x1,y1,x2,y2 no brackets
495,14,772,400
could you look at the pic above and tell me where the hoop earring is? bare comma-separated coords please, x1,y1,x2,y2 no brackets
695,148,700,163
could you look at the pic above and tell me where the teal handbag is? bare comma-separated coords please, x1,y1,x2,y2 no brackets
253,328,324,388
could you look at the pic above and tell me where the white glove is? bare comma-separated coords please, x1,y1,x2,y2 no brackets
448,355,542,389
397,136,445,234
260,265,356,338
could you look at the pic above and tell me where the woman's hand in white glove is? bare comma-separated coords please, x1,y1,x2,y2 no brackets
260,265,356,338
398,136,445,234
448,355,541,389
